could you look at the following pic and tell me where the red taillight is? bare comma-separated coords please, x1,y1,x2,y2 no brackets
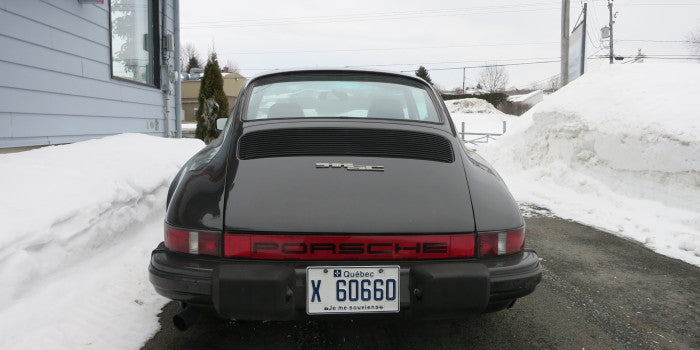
164,224,220,256
223,234,476,260
478,229,525,257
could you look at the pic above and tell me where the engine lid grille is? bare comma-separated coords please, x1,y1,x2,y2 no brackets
238,128,454,163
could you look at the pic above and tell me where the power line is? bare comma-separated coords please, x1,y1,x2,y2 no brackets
622,2,700,5
400,60,561,72
354,57,560,68
183,3,557,25
587,29,603,50
585,1,605,44
220,42,559,56
594,53,700,56
587,46,607,58
181,5,561,29
183,2,558,25
587,1,700,6
591,55,700,59
617,39,694,43
239,59,562,72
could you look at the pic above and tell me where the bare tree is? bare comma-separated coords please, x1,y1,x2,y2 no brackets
548,75,561,92
182,43,201,73
478,65,509,93
223,59,240,74
687,25,700,56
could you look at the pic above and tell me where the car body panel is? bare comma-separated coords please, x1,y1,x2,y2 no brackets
223,120,475,234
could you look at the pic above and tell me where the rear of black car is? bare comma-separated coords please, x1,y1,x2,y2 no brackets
149,69,541,327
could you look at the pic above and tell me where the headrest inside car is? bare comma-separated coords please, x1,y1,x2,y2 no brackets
368,99,404,119
268,102,304,118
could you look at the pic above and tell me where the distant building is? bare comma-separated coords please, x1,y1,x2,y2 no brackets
0,0,182,151
181,72,247,123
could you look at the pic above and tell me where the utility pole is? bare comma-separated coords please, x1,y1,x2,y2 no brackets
462,67,466,93
560,0,570,86
608,0,614,64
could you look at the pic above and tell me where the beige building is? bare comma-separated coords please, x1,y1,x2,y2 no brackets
181,72,247,122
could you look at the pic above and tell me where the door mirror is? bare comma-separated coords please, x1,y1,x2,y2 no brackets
216,118,227,131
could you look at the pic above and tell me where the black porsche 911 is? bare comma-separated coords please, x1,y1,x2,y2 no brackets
149,69,542,330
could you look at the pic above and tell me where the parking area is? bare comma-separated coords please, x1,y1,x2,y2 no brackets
143,215,700,350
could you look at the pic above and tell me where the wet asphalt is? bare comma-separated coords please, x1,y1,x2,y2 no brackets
143,213,700,350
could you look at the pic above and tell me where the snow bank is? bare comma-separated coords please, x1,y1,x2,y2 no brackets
446,97,517,142
507,90,544,105
450,112,517,137
0,134,203,349
479,63,700,266
446,97,503,115
447,97,517,138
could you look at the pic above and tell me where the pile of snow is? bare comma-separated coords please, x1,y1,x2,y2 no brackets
182,122,197,131
0,134,203,349
479,63,700,266
447,97,518,139
446,97,503,115
507,90,544,105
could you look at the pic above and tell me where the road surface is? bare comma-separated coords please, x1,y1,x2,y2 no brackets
143,213,699,350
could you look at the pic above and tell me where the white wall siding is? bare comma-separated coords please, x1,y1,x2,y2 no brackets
0,0,175,148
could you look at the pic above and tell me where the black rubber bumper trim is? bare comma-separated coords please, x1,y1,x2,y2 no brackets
148,244,542,316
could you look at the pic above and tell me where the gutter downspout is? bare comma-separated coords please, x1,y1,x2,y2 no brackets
162,0,171,137
173,0,182,138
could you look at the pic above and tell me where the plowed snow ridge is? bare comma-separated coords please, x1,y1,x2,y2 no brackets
478,63,700,266
0,134,203,349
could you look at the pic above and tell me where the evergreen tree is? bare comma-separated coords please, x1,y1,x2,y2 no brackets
195,52,229,143
415,66,433,85
186,56,201,73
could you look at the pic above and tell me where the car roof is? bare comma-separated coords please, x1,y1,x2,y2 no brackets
244,68,431,86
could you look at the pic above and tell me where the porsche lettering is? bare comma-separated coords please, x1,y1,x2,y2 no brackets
316,162,384,171
251,242,448,255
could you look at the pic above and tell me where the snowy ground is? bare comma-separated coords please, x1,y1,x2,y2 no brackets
477,63,700,266
0,134,204,349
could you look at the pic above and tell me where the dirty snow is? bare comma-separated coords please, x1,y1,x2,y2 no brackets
0,134,204,349
478,63,700,266
446,97,504,115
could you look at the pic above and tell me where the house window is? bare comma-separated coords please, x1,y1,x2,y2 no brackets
110,0,159,86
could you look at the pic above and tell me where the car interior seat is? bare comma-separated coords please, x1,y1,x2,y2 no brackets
367,98,404,119
267,102,304,118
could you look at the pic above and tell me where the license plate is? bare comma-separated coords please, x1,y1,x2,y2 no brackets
306,266,400,315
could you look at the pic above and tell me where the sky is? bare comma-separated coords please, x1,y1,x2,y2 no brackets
179,0,700,90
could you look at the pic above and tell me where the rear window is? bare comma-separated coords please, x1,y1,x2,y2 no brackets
244,80,441,122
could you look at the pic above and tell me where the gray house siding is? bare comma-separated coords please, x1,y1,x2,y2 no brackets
0,0,177,149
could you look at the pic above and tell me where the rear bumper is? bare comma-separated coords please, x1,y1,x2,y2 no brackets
149,243,542,320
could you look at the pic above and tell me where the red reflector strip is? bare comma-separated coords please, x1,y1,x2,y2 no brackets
506,229,525,254
224,234,475,260
164,226,190,253
478,233,499,257
196,232,220,256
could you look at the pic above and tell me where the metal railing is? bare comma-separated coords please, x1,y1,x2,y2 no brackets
458,121,507,145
